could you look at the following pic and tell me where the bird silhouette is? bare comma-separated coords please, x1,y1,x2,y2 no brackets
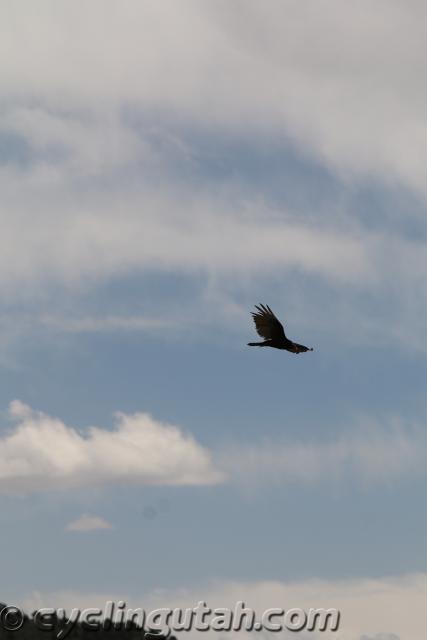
248,304,313,353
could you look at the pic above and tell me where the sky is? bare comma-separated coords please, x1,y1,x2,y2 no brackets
0,1,427,639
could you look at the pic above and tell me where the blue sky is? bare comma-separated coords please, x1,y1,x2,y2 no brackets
1,2,427,639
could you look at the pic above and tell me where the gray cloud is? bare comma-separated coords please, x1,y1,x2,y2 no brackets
0,1,426,353
2,1,427,190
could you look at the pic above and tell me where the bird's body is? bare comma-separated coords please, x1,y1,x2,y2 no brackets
248,304,313,354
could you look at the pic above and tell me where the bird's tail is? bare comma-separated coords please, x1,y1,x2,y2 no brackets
247,341,268,347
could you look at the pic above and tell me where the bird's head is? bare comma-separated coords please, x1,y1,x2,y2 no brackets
293,343,313,353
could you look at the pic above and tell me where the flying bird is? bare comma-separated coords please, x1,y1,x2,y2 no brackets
248,304,313,353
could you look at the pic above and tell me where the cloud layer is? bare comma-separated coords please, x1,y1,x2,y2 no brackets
0,2,427,351
1,401,426,495
22,572,427,640
2,0,427,191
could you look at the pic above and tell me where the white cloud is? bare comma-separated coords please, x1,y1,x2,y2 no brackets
20,573,427,640
221,417,427,488
66,514,113,532
0,400,223,494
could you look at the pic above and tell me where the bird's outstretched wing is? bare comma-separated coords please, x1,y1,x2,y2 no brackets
251,304,287,341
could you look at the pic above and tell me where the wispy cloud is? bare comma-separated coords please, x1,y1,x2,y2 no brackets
220,416,427,488
39,314,176,333
0,167,374,291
